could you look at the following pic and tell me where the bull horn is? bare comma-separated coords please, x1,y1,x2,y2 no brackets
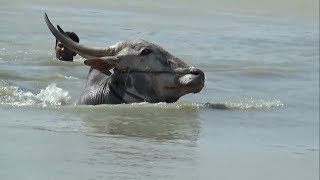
44,13,119,57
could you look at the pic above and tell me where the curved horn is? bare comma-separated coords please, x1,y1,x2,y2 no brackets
44,13,119,57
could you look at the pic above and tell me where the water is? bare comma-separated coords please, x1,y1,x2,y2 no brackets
0,0,319,179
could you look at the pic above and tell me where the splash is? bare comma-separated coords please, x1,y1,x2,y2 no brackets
76,98,283,111
36,84,71,106
0,80,71,107
204,97,283,110
129,98,284,110
0,80,38,106
0,80,283,110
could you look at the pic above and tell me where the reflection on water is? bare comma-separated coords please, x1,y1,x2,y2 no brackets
85,133,198,179
55,104,202,179
75,104,201,141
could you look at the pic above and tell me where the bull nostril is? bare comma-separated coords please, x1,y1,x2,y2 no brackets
190,69,203,76
192,71,200,76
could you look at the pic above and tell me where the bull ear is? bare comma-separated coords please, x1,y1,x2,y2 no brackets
84,56,118,74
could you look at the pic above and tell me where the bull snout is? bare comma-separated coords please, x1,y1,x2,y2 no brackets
186,67,205,84
176,67,205,89
189,67,205,81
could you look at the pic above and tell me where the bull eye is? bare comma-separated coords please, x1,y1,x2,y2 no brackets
139,48,152,56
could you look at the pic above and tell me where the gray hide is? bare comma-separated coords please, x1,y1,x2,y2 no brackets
45,13,205,105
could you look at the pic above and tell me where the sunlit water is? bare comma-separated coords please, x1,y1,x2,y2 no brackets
0,0,319,179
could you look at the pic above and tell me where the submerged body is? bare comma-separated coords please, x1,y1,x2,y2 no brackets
45,13,205,105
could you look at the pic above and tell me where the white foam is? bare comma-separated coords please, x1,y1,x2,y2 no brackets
0,81,71,107
36,84,71,106
206,97,284,110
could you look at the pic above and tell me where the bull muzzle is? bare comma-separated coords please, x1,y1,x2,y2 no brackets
176,67,205,91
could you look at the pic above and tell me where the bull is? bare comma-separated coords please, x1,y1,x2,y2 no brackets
44,13,205,105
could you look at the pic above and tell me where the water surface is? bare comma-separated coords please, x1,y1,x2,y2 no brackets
0,0,319,179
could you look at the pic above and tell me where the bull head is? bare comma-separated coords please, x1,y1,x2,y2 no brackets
45,13,205,103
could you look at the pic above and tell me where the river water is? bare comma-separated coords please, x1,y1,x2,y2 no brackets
0,0,319,179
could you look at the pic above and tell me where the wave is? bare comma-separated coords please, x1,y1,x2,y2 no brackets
0,80,283,110
124,98,283,110
68,98,283,111
0,71,79,81
0,80,71,107
203,98,283,110
34,58,85,66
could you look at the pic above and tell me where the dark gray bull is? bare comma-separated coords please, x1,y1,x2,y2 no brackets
44,13,205,105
